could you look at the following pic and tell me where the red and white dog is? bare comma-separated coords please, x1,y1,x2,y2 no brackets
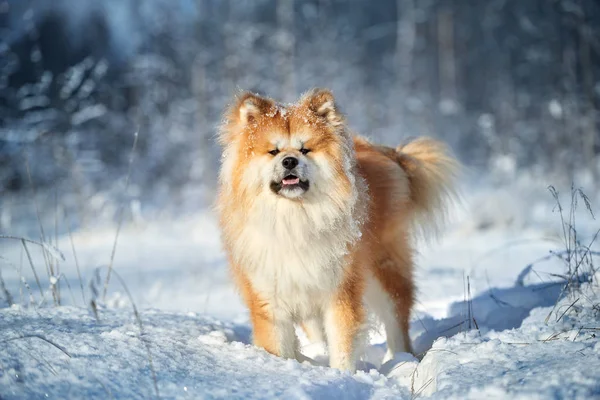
216,89,459,371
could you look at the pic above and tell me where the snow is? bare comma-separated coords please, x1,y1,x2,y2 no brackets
0,306,411,399
1,183,599,399
412,290,600,399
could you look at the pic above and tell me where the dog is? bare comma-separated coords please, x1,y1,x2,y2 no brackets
216,88,459,372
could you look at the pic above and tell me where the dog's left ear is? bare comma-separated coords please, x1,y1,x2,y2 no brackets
305,88,344,127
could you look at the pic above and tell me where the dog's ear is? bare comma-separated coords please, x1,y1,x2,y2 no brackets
234,91,274,125
305,88,344,127
220,91,275,145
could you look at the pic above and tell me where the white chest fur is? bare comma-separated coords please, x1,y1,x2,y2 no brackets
231,193,362,318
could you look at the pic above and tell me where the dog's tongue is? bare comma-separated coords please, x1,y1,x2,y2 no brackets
282,176,300,185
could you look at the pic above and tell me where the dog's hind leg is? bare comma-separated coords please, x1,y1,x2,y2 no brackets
365,274,413,362
367,252,414,361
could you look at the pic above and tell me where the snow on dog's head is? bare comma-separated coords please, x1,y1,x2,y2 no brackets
218,89,357,206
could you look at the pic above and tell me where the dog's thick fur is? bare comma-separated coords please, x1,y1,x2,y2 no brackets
216,89,459,371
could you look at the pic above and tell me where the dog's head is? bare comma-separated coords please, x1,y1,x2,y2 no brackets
219,89,356,203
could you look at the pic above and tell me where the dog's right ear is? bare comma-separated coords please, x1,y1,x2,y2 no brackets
233,92,274,125
220,92,275,145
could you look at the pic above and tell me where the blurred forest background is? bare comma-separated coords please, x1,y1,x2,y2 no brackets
1,0,599,233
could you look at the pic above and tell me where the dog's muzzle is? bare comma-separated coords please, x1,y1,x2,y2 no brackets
270,168,310,196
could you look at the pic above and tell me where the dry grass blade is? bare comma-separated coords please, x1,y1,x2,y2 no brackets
439,320,467,334
542,186,599,324
94,377,114,400
386,360,411,375
99,265,160,399
89,268,102,322
20,239,44,300
548,185,567,250
53,189,61,305
411,378,434,399
103,131,139,301
67,219,86,304
424,348,459,355
55,273,77,306
556,298,579,322
575,188,595,219
0,235,65,261
19,345,59,376
573,327,584,341
6,252,39,311
2,334,72,358
0,260,14,306
541,331,562,343
25,157,58,305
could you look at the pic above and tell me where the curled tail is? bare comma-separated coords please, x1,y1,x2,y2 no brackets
395,137,461,240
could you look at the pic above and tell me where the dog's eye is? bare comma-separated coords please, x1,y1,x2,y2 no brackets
268,149,280,156
300,148,311,155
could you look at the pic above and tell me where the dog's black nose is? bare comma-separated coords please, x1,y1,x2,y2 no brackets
282,157,298,170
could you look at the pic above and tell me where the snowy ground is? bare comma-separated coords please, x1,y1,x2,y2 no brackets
1,182,599,399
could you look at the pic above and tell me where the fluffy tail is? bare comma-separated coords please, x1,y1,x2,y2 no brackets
395,137,461,240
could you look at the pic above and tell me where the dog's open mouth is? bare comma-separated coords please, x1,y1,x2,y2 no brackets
270,175,310,195
282,175,300,186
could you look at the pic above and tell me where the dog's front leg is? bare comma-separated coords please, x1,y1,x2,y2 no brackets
249,304,298,359
324,280,365,372
235,270,299,359
273,315,299,360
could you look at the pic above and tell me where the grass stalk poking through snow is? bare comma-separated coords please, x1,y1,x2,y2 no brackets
25,157,59,305
544,185,599,324
67,216,87,305
0,235,66,306
93,264,160,399
0,260,13,306
103,131,139,302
